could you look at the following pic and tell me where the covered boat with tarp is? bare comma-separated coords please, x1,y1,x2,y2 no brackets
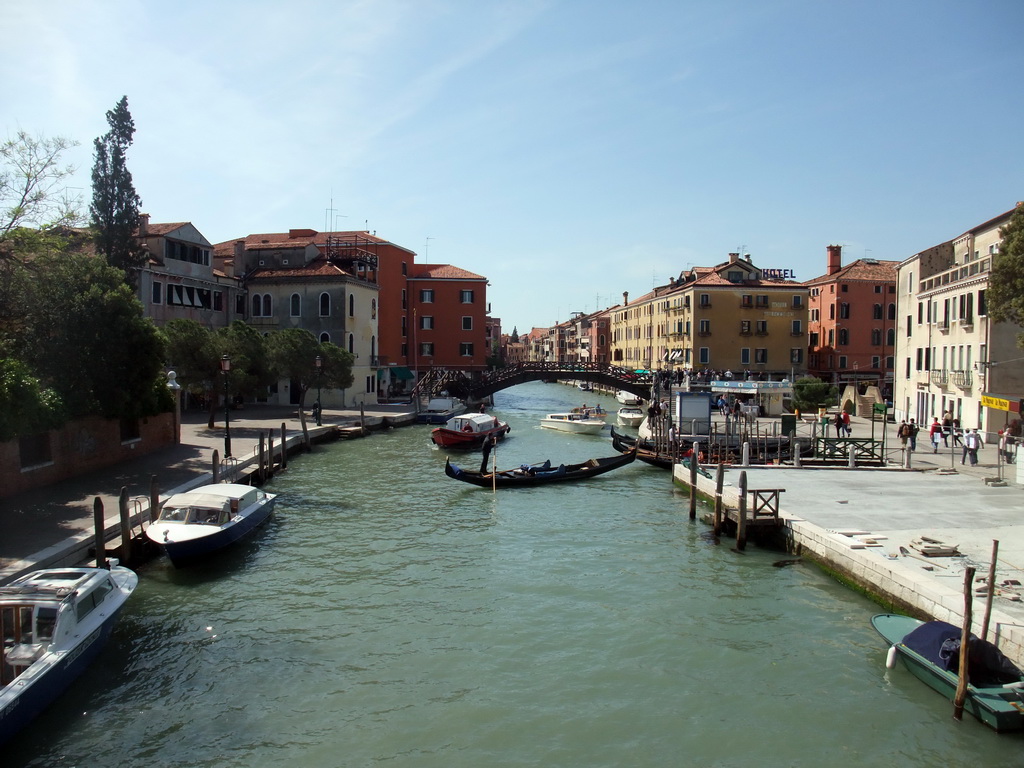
871,613,1024,731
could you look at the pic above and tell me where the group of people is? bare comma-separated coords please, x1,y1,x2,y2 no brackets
832,411,852,437
899,412,990,466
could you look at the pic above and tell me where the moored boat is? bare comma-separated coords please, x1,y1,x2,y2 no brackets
0,564,138,745
615,390,641,405
871,613,1024,732
416,397,466,424
540,411,606,434
617,406,645,427
444,447,637,488
146,483,277,567
431,412,511,449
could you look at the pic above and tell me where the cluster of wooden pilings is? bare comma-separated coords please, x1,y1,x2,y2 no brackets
682,454,784,551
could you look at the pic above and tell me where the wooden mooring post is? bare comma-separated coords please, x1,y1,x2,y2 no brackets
93,497,106,568
280,423,288,470
258,433,266,481
736,471,748,551
688,441,699,519
118,486,132,562
268,434,275,479
953,565,977,721
212,449,221,484
713,462,724,537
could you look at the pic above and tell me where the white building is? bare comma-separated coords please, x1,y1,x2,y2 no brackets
894,206,1024,438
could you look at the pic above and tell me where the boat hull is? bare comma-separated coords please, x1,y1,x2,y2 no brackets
150,496,276,567
540,419,605,434
871,614,1024,732
430,422,510,449
445,448,636,488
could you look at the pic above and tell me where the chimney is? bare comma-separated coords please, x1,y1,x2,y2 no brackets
139,213,150,237
728,252,739,263
234,240,245,260
826,244,842,275
744,253,752,262
623,291,629,306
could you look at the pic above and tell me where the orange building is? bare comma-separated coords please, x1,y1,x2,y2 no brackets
806,245,898,393
408,263,489,376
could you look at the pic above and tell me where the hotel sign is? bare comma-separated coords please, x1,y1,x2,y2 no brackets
762,268,796,279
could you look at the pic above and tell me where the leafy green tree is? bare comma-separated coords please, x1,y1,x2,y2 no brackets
266,329,354,441
162,318,222,427
22,253,165,419
791,376,838,414
510,326,519,343
1,131,82,245
218,320,275,403
90,96,145,286
987,203,1024,347
0,357,64,440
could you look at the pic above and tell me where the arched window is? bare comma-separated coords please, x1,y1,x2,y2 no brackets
348,333,354,354
261,294,273,317
319,332,330,344
251,294,262,317
888,302,896,320
348,294,355,317
886,328,896,346
319,292,330,317
371,298,376,319
290,293,301,317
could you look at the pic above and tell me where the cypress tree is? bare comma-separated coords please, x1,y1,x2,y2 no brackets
90,95,145,287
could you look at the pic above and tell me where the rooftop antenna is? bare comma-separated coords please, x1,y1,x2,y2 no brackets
334,214,348,231
425,236,434,263
324,189,336,233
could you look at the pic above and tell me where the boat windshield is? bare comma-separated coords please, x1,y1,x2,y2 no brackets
158,505,225,524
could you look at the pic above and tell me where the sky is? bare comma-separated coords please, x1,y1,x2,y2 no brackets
4,0,1023,335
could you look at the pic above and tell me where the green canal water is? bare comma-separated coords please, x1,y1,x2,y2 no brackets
8,382,1024,766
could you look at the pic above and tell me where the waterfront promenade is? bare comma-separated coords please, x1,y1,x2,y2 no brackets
0,402,417,583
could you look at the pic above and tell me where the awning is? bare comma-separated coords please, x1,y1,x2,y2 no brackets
981,393,1023,413
389,366,415,380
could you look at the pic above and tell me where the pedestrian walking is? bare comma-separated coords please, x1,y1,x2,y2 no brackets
898,420,910,449
962,428,983,466
929,417,942,453
908,419,919,451
842,410,852,437
941,411,953,447
833,412,844,438
951,418,963,447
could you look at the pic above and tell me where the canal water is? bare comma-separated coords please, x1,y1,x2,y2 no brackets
8,382,1023,766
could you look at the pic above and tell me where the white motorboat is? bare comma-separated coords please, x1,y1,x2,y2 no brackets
615,390,641,405
617,406,645,427
540,411,606,434
0,564,138,745
146,483,277,567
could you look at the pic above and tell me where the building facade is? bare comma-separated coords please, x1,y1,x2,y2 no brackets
610,254,809,378
894,206,1024,437
805,245,898,395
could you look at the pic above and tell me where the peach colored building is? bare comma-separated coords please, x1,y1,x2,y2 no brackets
805,245,899,395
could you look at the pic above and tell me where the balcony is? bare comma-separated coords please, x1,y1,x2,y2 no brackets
959,316,974,330
698,330,712,337
951,369,973,388
936,320,949,332
929,369,949,386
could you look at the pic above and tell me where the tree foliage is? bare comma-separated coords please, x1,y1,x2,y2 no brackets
90,96,145,286
1,131,82,242
265,328,354,408
0,357,65,441
987,203,1024,347
791,376,838,413
20,253,166,420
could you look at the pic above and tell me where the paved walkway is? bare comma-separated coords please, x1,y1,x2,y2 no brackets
0,403,416,582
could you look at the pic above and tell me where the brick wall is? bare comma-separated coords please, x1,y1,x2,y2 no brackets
0,413,174,499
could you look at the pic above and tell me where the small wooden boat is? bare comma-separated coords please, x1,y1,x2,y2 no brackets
146,483,277,567
431,413,510,449
540,411,606,434
0,564,138,745
444,447,637,488
871,613,1024,731
617,406,645,427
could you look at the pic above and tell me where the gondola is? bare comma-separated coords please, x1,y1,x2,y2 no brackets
444,447,637,488
610,428,672,469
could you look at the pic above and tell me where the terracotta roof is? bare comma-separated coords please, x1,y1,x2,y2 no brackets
805,258,899,285
410,264,486,280
143,222,189,236
214,229,394,251
246,257,354,281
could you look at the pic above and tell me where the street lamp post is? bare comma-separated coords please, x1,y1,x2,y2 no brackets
220,355,232,457
166,370,181,445
315,355,323,426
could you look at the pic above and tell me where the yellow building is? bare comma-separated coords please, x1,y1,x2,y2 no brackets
610,253,808,377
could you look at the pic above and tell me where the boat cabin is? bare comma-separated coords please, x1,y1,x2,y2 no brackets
158,486,268,526
442,413,501,434
0,569,115,684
